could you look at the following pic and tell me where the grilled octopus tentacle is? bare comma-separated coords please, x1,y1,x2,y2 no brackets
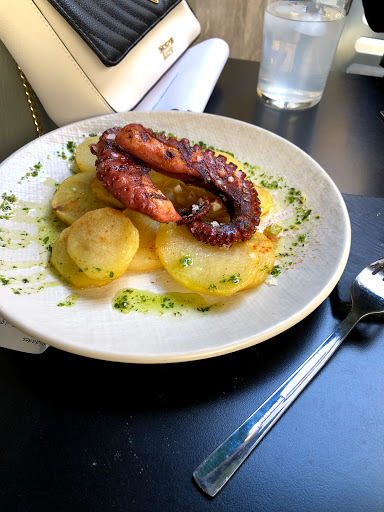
91,128,181,223
91,128,211,224
115,124,261,246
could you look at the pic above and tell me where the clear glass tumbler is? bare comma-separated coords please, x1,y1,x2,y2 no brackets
257,0,349,110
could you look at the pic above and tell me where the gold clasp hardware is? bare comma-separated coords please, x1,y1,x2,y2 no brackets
159,37,174,60
149,0,159,4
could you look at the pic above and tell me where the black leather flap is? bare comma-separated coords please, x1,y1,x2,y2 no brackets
47,0,183,66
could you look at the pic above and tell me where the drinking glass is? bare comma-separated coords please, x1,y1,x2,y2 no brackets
257,0,350,110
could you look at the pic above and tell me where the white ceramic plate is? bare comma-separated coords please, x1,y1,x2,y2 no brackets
0,111,350,363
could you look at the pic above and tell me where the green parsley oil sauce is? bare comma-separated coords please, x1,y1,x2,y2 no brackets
244,164,319,280
0,200,63,294
113,288,223,316
57,293,80,307
0,138,93,297
0,164,66,295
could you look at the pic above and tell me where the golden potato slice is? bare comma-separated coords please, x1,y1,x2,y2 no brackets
71,161,81,174
51,228,112,288
147,170,183,202
74,136,100,173
148,170,177,190
67,208,139,280
244,233,275,289
173,182,221,208
91,177,125,209
255,185,273,216
123,209,163,271
51,171,110,225
155,224,259,296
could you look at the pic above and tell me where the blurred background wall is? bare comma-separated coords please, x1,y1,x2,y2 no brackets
189,0,265,62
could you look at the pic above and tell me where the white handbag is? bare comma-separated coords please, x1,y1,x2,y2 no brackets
0,0,201,126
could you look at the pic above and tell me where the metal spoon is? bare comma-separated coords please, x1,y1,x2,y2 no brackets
193,257,384,497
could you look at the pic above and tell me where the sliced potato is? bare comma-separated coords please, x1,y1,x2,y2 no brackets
74,136,100,173
148,170,177,190
155,223,259,296
51,171,110,225
71,161,81,174
243,232,275,289
91,177,125,209
148,170,183,202
255,185,273,216
123,209,163,271
67,208,139,280
51,228,112,288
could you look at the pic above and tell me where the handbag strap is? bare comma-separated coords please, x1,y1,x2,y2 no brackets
17,67,45,137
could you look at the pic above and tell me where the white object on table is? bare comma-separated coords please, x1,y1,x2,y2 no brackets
134,38,229,112
0,38,229,354
0,317,48,354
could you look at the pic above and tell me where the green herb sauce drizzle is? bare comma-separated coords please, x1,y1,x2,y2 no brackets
113,288,222,316
57,293,80,307
243,164,319,275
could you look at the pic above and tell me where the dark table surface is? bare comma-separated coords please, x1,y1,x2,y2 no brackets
1,59,384,512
